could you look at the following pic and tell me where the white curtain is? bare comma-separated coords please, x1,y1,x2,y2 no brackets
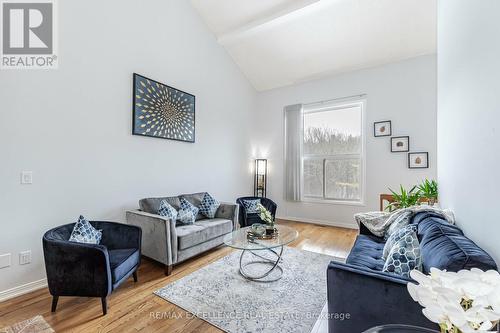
284,104,303,201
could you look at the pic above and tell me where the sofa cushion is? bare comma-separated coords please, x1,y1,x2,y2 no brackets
383,224,417,259
417,215,463,238
69,215,102,245
158,200,178,220
419,217,497,273
108,248,140,283
198,193,220,219
383,231,422,277
243,199,261,213
140,196,181,214
176,218,233,250
181,192,207,220
178,197,199,225
140,193,208,220
346,235,385,271
384,211,412,240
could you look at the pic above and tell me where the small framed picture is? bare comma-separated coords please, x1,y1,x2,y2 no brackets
374,121,392,137
391,136,410,152
408,152,429,169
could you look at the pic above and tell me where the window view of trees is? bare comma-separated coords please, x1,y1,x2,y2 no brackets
303,127,360,155
302,105,363,201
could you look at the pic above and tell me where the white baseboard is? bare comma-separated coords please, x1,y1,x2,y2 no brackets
0,278,47,302
277,215,358,230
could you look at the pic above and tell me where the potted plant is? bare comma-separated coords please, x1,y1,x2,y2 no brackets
418,179,438,206
386,185,422,211
407,268,500,333
256,203,275,235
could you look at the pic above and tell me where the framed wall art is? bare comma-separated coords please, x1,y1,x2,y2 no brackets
374,120,391,137
408,152,429,169
133,73,195,143
391,136,410,152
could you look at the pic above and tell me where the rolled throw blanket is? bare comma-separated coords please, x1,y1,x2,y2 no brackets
354,205,455,237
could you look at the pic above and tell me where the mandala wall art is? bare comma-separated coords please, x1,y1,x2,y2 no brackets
133,73,195,142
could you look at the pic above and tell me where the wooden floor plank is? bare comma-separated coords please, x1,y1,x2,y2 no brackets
0,220,357,332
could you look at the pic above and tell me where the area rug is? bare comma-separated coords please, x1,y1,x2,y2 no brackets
0,315,54,333
155,247,339,333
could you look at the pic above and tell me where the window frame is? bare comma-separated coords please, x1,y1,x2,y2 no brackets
300,99,366,206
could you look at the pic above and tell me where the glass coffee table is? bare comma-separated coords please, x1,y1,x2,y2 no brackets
223,225,299,282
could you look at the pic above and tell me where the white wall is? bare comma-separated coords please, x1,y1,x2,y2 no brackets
438,1,500,262
0,0,256,293
254,55,437,228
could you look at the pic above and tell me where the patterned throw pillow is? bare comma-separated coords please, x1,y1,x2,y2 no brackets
384,211,413,240
383,231,422,278
69,215,102,244
383,224,417,259
178,197,199,225
243,199,261,214
198,193,220,219
158,200,178,220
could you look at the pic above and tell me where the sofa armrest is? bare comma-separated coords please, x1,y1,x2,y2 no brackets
126,210,177,265
327,262,438,333
42,239,111,298
216,203,239,230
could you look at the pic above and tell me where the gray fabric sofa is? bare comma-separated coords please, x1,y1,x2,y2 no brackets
126,192,238,275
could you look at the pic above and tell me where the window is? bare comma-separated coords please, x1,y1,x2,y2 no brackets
302,99,364,203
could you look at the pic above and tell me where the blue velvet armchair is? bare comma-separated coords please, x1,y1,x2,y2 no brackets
42,221,142,315
236,196,277,227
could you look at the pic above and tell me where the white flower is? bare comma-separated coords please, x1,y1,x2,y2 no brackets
407,268,500,332
487,288,500,312
256,203,273,224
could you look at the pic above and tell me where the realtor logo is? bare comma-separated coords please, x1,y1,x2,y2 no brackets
1,0,57,69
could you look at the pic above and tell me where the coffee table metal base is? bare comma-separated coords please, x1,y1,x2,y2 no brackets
238,246,284,282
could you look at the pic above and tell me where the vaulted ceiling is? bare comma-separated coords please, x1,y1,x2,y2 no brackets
191,0,437,91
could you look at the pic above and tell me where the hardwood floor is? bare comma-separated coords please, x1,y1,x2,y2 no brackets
0,220,357,333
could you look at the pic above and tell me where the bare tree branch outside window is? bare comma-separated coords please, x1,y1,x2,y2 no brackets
302,103,363,202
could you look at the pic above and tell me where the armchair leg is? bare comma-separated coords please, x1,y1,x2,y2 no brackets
101,297,107,316
165,264,173,276
51,296,59,312
133,271,138,282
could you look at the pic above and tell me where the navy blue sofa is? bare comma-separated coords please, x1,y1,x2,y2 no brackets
327,212,498,333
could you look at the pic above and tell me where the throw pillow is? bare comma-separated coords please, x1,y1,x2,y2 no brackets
383,224,417,259
158,199,178,220
382,231,422,278
69,215,102,244
178,197,199,225
384,211,413,240
243,199,261,214
198,193,220,219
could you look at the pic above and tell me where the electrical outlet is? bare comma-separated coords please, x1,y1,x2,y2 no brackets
0,253,11,269
19,250,31,265
21,171,33,184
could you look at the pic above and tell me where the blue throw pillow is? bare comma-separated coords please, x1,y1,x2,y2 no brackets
178,197,199,225
158,199,178,220
383,224,417,259
69,215,102,244
243,199,261,214
198,193,220,219
383,231,422,278
384,211,412,240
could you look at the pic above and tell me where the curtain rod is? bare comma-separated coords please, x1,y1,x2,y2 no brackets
303,94,366,107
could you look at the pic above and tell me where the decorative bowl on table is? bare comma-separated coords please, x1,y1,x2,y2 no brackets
247,225,279,240
248,224,266,238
